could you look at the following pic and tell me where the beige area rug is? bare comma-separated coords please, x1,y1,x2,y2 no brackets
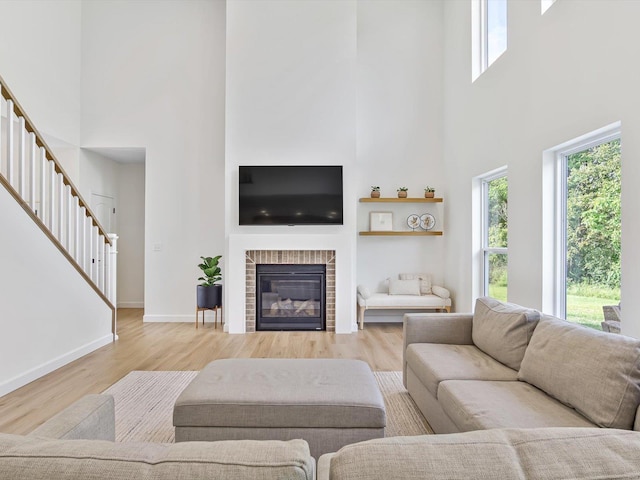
103,370,433,443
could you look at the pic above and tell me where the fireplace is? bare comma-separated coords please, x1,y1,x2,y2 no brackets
256,264,326,331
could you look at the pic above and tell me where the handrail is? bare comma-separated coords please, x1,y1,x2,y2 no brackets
0,74,111,245
0,173,115,311
0,73,116,335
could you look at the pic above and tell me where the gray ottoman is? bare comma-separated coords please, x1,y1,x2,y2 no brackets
173,358,386,458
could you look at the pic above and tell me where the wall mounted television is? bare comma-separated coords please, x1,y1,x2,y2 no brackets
239,165,343,226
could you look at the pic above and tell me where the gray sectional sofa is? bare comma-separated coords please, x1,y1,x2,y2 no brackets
403,296,640,433
0,395,315,479
5,297,640,479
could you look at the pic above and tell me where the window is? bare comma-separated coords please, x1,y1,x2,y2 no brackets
481,170,508,300
549,130,621,330
541,0,556,15
472,0,507,80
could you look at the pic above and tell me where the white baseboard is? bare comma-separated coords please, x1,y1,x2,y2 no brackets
0,334,114,398
143,314,197,323
117,302,144,308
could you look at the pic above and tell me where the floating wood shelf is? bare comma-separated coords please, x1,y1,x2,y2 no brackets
359,231,443,236
359,197,443,203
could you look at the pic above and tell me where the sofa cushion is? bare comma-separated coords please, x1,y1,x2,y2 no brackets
322,428,640,480
405,344,517,398
472,297,540,371
388,279,420,295
359,293,451,308
518,315,640,429
0,435,314,480
439,380,596,432
399,273,431,294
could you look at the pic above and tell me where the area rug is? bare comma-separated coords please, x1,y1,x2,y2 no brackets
103,370,433,443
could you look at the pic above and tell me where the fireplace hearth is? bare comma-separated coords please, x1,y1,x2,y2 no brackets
256,264,326,331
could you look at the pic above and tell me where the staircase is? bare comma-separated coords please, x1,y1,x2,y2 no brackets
0,75,117,397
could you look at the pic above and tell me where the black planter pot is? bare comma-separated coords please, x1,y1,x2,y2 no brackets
197,284,222,308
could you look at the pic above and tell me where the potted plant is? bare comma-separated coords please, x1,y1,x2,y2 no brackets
424,186,435,198
371,186,381,198
197,255,222,308
397,187,408,198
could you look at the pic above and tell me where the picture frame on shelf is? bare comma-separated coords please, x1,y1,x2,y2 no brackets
370,211,393,231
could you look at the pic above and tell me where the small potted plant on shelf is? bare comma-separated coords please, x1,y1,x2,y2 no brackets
197,255,222,309
397,187,408,198
424,186,435,198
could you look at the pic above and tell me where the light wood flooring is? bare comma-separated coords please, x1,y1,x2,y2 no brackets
0,309,403,435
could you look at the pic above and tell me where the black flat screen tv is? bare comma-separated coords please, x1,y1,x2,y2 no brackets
239,166,343,225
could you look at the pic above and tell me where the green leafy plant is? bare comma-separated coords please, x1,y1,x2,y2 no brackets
198,255,222,286
371,186,380,191
424,186,435,192
397,187,408,192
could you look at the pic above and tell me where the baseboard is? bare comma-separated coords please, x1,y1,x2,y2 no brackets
0,334,114,398
118,301,144,308
143,314,197,323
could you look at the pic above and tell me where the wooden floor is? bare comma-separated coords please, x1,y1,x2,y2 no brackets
0,309,403,435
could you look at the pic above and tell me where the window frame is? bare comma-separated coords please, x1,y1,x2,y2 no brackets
472,0,507,81
551,129,621,319
480,168,508,297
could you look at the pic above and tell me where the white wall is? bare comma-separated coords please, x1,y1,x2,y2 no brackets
0,0,82,180
81,0,226,322
78,150,145,308
225,0,357,332
0,184,112,397
356,0,446,320
79,149,120,204
442,0,640,337
116,163,145,307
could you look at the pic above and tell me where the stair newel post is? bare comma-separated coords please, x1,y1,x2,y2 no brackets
17,116,26,197
6,99,14,186
108,234,118,308
28,132,36,212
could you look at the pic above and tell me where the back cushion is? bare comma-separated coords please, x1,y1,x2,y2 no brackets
518,316,640,430
472,297,540,371
388,279,421,296
399,273,432,294
0,435,314,480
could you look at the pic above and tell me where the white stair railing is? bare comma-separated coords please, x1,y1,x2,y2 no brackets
0,75,116,332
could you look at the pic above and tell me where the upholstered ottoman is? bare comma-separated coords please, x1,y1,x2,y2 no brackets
173,358,386,458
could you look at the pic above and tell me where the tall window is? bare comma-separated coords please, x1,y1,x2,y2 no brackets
555,135,621,329
482,171,508,300
473,0,507,80
541,0,556,15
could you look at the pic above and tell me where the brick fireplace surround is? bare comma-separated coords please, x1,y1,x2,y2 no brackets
245,250,336,332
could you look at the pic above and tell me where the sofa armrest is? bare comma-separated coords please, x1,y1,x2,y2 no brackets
28,394,115,441
317,453,335,480
403,313,474,387
635,404,640,431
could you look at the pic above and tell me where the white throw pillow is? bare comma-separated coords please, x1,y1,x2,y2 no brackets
399,273,432,294
432,285,450,299
357,285,372,299
388,279,421,296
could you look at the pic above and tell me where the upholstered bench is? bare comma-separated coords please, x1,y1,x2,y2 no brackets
357,273,452,329
173,358,386,458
